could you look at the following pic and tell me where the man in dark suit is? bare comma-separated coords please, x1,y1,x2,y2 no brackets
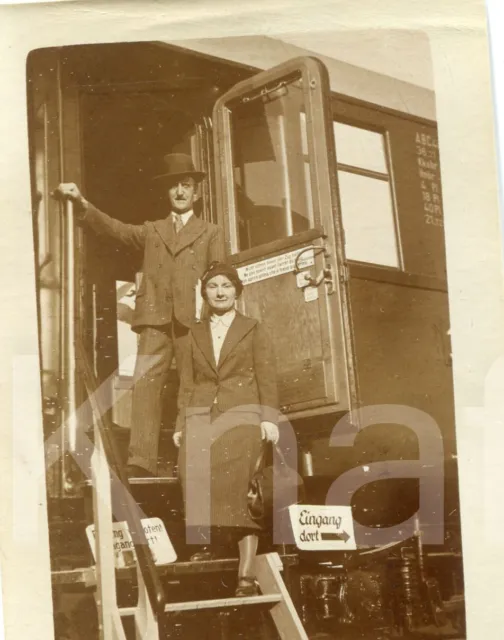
56,153,225,477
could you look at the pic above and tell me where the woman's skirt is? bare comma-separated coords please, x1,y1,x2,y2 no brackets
177,408,263,531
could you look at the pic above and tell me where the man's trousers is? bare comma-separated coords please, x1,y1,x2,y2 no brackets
127,322,189,475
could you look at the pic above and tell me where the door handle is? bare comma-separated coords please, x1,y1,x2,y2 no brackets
294,244,335,294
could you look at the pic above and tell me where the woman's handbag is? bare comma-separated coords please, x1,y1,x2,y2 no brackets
247,442,305,527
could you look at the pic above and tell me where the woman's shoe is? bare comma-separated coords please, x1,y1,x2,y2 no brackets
235,576,260,597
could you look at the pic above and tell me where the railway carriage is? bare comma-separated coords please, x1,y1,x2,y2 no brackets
27,37,465,639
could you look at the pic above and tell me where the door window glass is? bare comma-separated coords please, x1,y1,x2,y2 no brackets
230,76,315,251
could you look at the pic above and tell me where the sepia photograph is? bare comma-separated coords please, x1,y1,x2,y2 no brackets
1,1,503,639
26,31,465,639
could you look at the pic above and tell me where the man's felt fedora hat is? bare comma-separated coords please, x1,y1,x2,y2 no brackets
153,153,206,183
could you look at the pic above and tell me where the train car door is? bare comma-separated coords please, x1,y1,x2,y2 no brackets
28,48,89,496
213,57,357,420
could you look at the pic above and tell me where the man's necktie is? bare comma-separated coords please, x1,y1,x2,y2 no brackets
173,214,184,234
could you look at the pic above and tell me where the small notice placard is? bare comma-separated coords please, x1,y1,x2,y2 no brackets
86,517,177,569
237,248,315,286
303,286,319,302
289,505,356,551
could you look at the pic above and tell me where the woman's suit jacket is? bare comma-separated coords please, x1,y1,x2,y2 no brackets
175,312,279,433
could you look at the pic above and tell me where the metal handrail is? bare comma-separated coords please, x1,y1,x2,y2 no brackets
63,199,78,454
58,194,166,616
76,341,167,615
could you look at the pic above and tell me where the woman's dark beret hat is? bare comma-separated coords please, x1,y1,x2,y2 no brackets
201,261,244,297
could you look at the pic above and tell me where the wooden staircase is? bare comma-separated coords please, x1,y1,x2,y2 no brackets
51,459,308,638
52,551,308,639
135,553,305,639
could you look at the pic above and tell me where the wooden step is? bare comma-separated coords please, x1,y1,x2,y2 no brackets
164,593,283,613
127,477,179,486
117,593,282,618
51,554,299,586
82,476,179,487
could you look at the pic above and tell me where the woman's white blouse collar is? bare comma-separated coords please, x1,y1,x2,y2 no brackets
209,308,236,327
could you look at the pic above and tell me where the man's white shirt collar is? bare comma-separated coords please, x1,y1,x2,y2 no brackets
171,209,193,226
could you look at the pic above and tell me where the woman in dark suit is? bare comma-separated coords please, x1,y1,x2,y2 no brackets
173,262,279,597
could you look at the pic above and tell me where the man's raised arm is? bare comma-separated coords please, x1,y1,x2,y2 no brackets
53,183,146,252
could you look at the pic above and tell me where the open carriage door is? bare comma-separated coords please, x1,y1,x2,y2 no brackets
213,57,357,419
28,48,88,496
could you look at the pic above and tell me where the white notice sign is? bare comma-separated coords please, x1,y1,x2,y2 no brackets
86,517,177,569
289,505,356,551
237,248,315,286
303,286,319,302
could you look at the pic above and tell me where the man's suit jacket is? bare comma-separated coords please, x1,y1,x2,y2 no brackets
80,205,225,330
175,312,279,433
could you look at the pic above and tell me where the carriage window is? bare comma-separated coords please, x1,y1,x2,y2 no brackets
334,122,400,268
230,76,315,251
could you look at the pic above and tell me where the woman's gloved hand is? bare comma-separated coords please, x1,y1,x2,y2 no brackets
260,421,279,444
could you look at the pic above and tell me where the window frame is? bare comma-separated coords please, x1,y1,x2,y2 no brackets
332,115,404,271
213,57,338,259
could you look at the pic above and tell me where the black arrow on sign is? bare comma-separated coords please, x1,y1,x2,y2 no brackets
320,531,350,543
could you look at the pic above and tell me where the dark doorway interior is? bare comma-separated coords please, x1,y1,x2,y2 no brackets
82,90,201,281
